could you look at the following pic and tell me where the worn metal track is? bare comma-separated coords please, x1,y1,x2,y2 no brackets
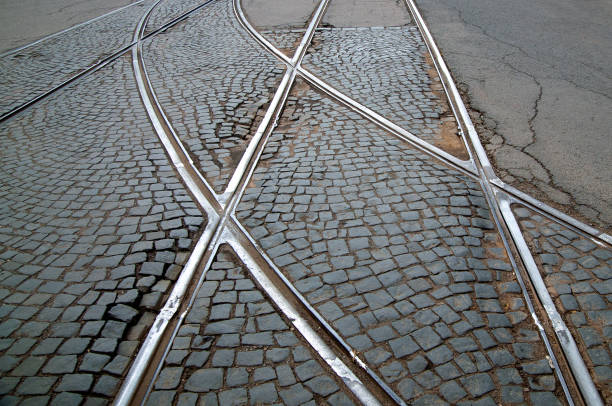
115,0,390,404
111,0,610,405
402,0,605,404
0,0,218,123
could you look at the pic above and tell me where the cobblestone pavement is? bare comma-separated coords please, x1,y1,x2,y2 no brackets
0,55,205,405
1,0,610,404
148,244,359,405
142,0,285,194
235,80,566,405
261,30,305,58
0,0,155,117
241,0,319,58
144,0,206,35
0,0,213,119
515,206,612,402
302,26,468,159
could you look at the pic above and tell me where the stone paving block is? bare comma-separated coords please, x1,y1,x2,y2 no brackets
55,373,94,392
147,245,357,404
236,81,566,405
16,377,56,395
0,28,205,398
515,206,612,402
142,0,285,193
0,0,158,116
303,26,468,158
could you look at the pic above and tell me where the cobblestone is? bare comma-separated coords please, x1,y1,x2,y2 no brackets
147,244,357,404
0,0,156,117
0,0,222,118
144,0,205,35
261,29,305,57
303,26,468,158
0,55,204,404
143,0,285,193
515,206,612,402
0,0,597,403
236,81,565,404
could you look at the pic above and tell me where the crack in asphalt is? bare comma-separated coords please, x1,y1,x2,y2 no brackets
430,0,610,230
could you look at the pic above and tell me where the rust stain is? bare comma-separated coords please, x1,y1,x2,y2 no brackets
424,52,470,161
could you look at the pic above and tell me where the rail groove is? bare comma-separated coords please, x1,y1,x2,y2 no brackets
13,0,603,404
117,0,385,405
233,0,607,404
0,0,218,123
402,0,604,404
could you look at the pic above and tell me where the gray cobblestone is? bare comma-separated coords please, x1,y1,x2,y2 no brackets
516,206,611,402
0,52,204,401
142,0,284,193
147,245,356,404
261,29,305,57
0,0,157,116
235,81,564,404
303,27,467,158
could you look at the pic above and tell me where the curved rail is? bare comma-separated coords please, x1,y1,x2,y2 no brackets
402,0,605,404
118,0,383,405
230,1,414,404
0,0,224,123
113,1,221,405
231,1,608,405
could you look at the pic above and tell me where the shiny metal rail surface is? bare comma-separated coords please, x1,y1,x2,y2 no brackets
112,1,220,405
400,0,610,245
116,1,387,405
403,0,605,404
231,2,578,404
235,0,608,404
3,0,604,404
0,0,218,123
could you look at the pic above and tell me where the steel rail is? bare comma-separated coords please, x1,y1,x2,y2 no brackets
120,1,378,405
232,0,291,64
230,215,407,405
477,180,574,405
0,0,147,58
138,231,226,405
0,0,222,124
401,0,609,244
491,179,611,245
236,3,610,246
113,1,221,405
233,0,482,185
0,45,133,123
298,67,479,177
208,0,396,403
129,63,295,405
498,194,603,406
227,225,383,406
222,0,329,205
233,0,604,403
402,0,604,403
220,68,294,204
229,1,410,403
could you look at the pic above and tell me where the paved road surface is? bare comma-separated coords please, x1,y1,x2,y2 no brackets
0,0,610,405
0,0,138,53
415,0,612,231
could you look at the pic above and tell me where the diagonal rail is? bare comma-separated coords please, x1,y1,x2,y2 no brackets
232,1,609,405
402,0,604,404
115,1,382,405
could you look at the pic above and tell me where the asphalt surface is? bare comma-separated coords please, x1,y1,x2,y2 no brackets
0,0,610,405
415,0,612,231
